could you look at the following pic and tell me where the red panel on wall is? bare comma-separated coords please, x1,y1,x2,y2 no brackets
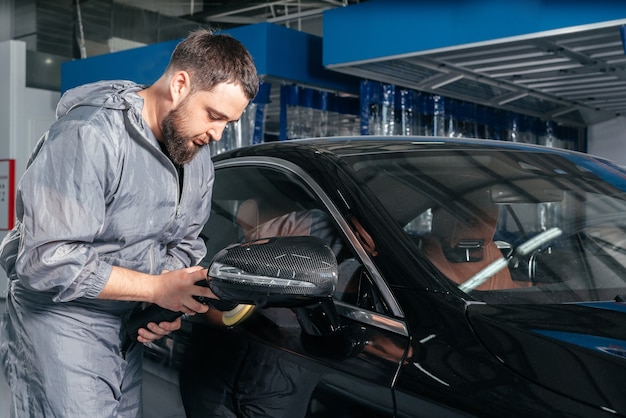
0,159,16,230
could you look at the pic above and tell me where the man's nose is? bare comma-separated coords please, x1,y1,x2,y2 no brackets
207,122,228,142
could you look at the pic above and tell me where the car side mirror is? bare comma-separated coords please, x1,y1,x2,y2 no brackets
208,235,338,308
121,236,338,351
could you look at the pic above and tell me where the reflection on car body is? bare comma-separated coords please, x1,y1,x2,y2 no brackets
144,137,626,418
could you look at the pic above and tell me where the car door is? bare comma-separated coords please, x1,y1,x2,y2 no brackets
181,157,411,417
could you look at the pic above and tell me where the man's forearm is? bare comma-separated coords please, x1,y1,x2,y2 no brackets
97,265,156,303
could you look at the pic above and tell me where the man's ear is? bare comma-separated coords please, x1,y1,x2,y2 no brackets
169,70,191,105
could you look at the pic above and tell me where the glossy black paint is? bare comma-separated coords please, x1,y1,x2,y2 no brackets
146,137,626,418
468,302,626,413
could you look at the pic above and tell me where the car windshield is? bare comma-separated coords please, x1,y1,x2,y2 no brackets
347,147,626,304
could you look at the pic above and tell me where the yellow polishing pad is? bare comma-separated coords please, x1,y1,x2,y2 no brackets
222,304,255,326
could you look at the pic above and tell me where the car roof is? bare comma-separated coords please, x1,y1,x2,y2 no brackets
212,136,586,164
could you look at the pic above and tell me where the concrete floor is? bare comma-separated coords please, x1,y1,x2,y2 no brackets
0,298,186,418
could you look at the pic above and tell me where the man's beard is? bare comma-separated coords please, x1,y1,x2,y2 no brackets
160,103,204,165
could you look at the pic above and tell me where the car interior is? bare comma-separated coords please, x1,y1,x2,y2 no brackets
420,188,531,291
346,149,626,305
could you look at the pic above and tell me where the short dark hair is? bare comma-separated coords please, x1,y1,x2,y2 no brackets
168,28,259,101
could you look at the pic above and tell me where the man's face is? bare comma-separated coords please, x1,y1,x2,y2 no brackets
161,82,250,165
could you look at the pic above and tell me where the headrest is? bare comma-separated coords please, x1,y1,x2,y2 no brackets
431,190,499,249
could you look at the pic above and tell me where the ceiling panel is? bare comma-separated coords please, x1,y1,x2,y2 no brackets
19,1,626,129
329,20,626,127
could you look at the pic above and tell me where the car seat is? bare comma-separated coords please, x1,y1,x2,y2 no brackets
236,199,316,241
421,193,530,291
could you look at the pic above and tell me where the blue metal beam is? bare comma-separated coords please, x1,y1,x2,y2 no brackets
61,23,359,94
323,0,626,67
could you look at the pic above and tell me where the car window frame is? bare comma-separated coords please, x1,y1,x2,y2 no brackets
212,156,408,336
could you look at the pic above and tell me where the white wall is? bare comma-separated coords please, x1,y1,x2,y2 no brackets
0,40,59,297
588,116,626,165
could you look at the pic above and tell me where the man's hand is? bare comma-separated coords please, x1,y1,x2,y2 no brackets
150,266,216,315
137,317,182,344
136,267,216,344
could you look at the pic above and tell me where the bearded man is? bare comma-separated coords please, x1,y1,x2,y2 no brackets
0,28,258,417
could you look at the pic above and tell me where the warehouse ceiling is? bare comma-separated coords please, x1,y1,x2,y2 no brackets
146,0,355,30
17,0,363,90
20,0,361,57
12,0,626,128
110,0,364,36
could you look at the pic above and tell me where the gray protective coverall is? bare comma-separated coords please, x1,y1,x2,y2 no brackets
0,80,213,417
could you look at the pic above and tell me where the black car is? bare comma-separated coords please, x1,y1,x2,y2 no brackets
142,136,626,418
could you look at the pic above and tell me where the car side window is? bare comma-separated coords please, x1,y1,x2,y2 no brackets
200,164,391,316
200,165,343,261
